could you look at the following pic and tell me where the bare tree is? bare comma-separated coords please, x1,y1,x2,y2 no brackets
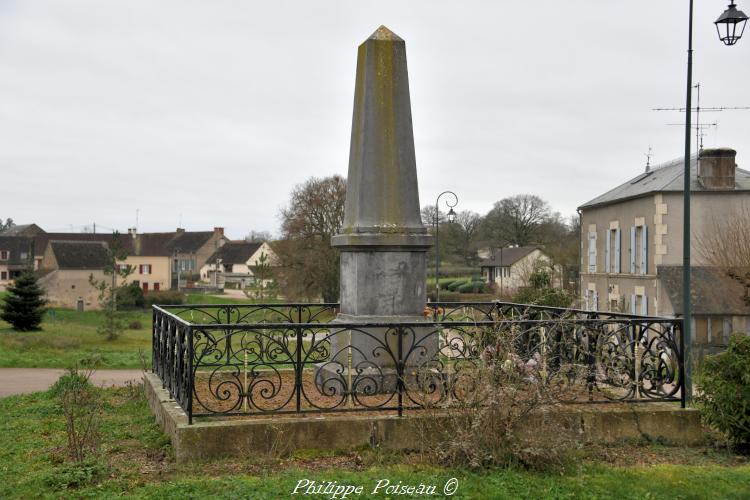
420,205,441,228
453,211,482,265
482,194,552,247
697,205,750,301
245,230,272,243
276,175,346,302
0,218,14,231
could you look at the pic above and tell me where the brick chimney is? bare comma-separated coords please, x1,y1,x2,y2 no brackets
213,227,224,237
698,148,737,190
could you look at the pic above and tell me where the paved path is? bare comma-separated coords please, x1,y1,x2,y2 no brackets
0,368,145,397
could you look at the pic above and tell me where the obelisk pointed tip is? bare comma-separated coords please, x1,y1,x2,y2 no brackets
368,25,403,42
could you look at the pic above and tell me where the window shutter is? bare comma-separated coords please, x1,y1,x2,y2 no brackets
640,295,648,316
139,264,143,274
630,226,636,273
631,294,637,314
593,291,598,311
588,232,597,272
605,230,611,273
615,228,621,273
584,293,589,311
640,226,648,275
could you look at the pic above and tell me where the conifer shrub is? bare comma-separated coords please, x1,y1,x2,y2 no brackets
0,271,46,331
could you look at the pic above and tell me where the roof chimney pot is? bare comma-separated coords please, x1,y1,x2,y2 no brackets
698,147,737,190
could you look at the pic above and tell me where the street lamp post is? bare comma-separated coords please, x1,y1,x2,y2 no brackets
434,191,458,302
682,1,747,404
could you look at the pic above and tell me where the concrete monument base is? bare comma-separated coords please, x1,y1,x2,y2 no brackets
144,372,703,463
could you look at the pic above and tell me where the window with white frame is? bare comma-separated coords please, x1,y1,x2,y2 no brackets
140,264,151,275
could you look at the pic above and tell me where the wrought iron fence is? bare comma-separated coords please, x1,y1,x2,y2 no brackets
152,302,685,424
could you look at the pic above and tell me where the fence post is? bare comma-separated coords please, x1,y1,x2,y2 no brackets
295,325,302,413
678,319,686,408
632,320,640,399
397,325,404,417
586,321,597,400
187,325,194,425
152,307,157,375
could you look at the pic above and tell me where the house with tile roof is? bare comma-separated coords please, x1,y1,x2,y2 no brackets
38,241,112,309
0,236,34,284
29,227,228,292
578,147,750,356
478,245,560,294
200,241,278,289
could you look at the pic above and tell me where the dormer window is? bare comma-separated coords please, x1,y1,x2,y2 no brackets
0,251,8,260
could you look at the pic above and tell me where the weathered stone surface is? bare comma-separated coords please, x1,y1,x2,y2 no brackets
145,373,703,463
339,250,426,316
332,25,431,248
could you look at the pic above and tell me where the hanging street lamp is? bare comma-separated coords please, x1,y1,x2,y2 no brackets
434,191,458,302
715,1,748,46
447,207,457,224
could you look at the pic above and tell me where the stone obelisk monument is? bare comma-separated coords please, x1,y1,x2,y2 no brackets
325,26,434,389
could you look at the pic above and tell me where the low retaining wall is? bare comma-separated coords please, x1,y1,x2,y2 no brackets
144,372,702,463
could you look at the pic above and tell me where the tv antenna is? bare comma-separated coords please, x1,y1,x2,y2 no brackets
653,82,749,153
645,145,653,172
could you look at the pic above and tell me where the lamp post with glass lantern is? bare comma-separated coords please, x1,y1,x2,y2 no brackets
681,1,747,404
434,191,458,302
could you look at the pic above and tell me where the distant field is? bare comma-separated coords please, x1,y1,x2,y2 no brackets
0,292,294,369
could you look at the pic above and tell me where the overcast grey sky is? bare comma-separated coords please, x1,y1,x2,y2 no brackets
1,1,748,238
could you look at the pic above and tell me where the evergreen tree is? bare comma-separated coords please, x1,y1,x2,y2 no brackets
1,271,46,330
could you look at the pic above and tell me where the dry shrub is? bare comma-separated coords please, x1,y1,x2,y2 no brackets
51,367,102,464
416,325,580,471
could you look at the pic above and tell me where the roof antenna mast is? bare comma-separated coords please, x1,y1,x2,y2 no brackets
654,82,749,154
645,145,653,172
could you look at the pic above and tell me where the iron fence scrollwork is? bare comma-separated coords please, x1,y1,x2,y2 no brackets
151,302,685,424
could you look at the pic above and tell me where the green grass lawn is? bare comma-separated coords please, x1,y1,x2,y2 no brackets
1,386,749,499
184,293,271,305
0,307,153,369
